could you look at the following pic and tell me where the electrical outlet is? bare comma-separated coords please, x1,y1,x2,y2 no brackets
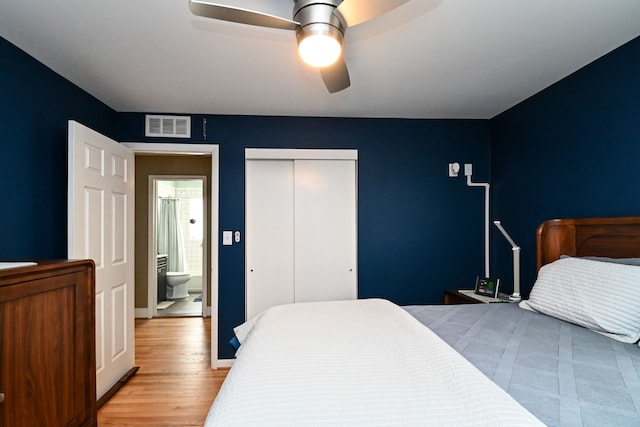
448,162,460,177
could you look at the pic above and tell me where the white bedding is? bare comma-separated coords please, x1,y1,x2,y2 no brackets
205,299,544,426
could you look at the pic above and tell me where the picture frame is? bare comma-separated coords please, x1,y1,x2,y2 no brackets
475,276,500,298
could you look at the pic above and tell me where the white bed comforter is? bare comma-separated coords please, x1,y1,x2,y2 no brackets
205,299,544,426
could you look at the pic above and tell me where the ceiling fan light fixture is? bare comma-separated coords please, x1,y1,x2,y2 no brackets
192,0,417,92
296,23,343,68
298,34,341,67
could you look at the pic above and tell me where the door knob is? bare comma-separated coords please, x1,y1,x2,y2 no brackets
0,392,5,403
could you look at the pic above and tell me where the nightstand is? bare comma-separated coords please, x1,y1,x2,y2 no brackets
444,289,513,305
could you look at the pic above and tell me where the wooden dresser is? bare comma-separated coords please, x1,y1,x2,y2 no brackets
0,260,96,427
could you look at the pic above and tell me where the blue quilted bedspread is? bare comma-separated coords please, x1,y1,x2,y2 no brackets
404,303,640,427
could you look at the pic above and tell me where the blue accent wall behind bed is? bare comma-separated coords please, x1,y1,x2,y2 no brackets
490,36,640,298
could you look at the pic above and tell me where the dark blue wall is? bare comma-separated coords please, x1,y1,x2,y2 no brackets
0,37,117,259
490,36,640,297
117,114,491,358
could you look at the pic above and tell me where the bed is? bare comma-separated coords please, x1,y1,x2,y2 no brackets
206,217,640,426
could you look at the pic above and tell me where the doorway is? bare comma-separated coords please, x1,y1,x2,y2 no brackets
125,143,220,369
154,178,205,317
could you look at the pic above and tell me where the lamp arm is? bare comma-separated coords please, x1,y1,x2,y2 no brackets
493,220,521,302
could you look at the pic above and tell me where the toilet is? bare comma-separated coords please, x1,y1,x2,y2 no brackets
166,272,191,300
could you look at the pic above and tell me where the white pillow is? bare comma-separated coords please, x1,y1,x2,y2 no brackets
523,257,640,343
560,254,640,266
233,313,261,345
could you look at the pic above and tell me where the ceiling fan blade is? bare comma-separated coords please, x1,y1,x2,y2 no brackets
336,0,410,27
189,0,299,31
320,57,350,93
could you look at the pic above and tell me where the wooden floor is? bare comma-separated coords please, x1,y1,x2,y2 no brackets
98,317,229,426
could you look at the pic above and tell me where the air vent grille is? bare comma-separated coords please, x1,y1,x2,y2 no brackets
145,115,191,138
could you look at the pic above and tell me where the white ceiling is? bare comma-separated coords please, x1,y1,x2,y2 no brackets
1,0,639,119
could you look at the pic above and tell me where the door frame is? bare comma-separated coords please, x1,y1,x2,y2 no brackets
124,143,220,369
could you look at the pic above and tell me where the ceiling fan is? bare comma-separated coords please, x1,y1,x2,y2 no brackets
188,0,410,93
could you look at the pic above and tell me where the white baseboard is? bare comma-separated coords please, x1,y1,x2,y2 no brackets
135,307,151,319
217,359,235,368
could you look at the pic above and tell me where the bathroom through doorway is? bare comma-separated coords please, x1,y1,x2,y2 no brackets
153,177,205,317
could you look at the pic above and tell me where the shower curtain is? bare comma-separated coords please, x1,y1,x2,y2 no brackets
157,198,189,273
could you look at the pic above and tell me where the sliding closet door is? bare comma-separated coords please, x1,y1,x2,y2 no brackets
245,150,358,320
245,160,295,320
294,160,357,302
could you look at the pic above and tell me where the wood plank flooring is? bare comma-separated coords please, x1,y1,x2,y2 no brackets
98,317,229,426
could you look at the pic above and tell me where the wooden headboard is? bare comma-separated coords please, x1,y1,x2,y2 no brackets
537,216,640,271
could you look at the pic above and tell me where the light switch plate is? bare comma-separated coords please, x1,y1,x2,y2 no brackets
223,231,232,246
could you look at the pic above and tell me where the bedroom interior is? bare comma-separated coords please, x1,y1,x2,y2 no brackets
1,0,639,425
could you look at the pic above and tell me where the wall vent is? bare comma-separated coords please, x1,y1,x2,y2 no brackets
145,115,191,138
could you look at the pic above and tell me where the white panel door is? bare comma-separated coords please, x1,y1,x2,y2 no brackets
68,120,135,399
294,160,357,302
245,160,295,320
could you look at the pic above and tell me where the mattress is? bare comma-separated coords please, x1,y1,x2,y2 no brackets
206,299,543,426
404,303,640,427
